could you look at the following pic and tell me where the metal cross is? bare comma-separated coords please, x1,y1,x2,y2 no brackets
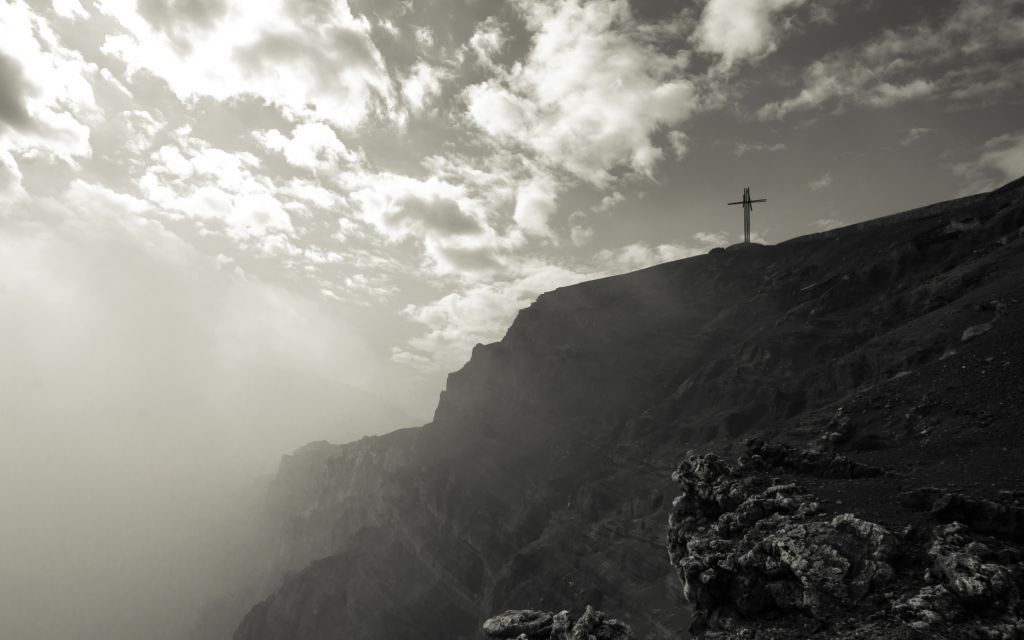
727,187,767,244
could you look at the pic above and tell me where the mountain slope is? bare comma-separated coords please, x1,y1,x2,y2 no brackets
232,177,1024,640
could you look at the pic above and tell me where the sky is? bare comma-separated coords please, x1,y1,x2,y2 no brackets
3,0,1024,420
1,1,1023,639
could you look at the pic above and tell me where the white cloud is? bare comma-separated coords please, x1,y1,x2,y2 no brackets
465,0,697,186
814,218,844,231
98,0,395,129
396,260,596,371
735,142,786,156
693,230,730,246
140,132,294,240
595,241,702,271
900,127,934,146
809,173,833,191
954,130,1024,193
0,2,99,161
469,16,505,69
594,191,625,213
513,177,558,238
696,0,806,68
401,62,447,114
758,0,1024,120
668,131,690,159
254,122,361,172
570,224,595,247
52,0,90,20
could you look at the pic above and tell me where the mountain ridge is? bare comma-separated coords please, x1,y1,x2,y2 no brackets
227,176,1024,640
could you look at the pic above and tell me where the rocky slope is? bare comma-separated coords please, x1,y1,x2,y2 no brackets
230,177,1024,640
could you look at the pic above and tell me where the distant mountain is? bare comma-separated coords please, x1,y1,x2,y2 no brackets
225,177,1024,639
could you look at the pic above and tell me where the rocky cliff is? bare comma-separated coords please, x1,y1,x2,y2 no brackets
231,177,1024,640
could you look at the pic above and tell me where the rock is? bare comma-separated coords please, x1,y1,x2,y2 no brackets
668,449,1024,639
483,607,631,640
483,610,553,638
962,323,993,342
930,493,1024,541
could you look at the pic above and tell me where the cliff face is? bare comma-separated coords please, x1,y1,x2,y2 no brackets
232,177,1024,640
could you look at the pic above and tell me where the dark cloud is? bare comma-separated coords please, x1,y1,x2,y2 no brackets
234,26,379,83
137,0,228,33
390,193,482,235
0,51,34,131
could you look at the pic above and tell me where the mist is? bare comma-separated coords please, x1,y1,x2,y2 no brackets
0,186,411,640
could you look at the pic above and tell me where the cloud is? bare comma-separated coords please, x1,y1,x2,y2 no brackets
468,16,505,69
668,131,690,159
0,51,33,130
254,122,362,172
814,218,844,230
953,130,1024,193
0,180,403,640
696,0,807,68
808,172,833,191
395,260,597,371
595,241,702,271
734,142,786,156
900,127,933,146
99,0,395,129
140,130,295,240
594,190,626,213
513,177,559,238
401,61,447,114
757,0,1024,120
464,0,697,186
0,2,99,161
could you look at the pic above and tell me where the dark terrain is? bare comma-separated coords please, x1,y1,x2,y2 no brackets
226,177,1024,639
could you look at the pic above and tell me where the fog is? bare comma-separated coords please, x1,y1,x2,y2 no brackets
0,191,411,640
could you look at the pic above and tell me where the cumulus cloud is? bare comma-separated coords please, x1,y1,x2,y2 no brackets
758,0,1024,120
99,0,395,129
465,0,697,186
0,2,99,161
401,61,448,114
254,122,362,172
513,177,559,237
696,0,807,68
140,130,295,240
469,16,505,69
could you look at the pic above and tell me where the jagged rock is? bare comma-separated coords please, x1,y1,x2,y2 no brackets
895,523,1024,637
482,606,631,640
482,610,553,638
669,450,1024,639
962,323,993,342
668,451,895,634
742,439,883,478
931,493,1024,541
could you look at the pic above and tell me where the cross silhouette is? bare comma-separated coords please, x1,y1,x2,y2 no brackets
727,187,767,244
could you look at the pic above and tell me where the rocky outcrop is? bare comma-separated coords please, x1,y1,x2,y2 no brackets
482,607,632,640
666,443,1024,639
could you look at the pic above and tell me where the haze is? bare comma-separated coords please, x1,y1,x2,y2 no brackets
1,0,1022,639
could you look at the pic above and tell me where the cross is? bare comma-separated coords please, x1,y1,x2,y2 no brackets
727,187,767,244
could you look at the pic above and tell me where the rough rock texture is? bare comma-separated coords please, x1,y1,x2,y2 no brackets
482,606,632,639
666,442,1024,639
224,178,1024,640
